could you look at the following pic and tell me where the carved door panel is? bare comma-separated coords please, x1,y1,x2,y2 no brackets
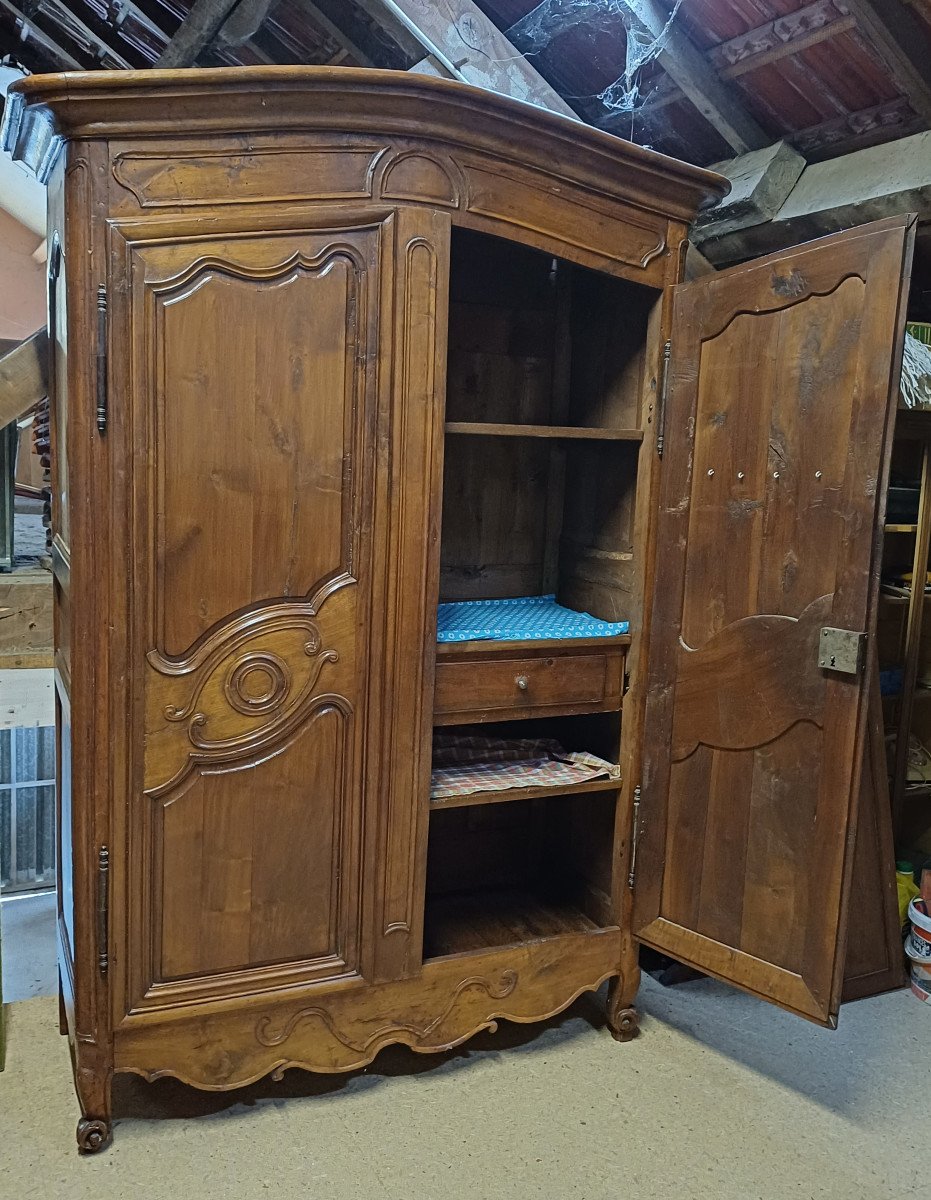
633,216,914,1026
112,210,448,1013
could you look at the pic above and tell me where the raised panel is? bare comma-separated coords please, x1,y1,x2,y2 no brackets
113,211,449,1015
112,145,383,208
464,161,668,280
634,216,914,1026
158,704,351,981
367,209,450,983
149,243,362,657
379,150,461,207
118,221,390,1012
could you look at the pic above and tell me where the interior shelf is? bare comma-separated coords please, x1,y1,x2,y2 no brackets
422,887,604,958
884,523,919,533
436,633,631,656
444,421,644,442
430,775,621,811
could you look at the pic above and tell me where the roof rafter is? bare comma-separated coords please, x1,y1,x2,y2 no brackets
843,0,931,126
367,0,577,117
611,0,770,152
620,0,854,120
0,0,89,67
509,0,768,153
291,0,375,66
155,0,243,66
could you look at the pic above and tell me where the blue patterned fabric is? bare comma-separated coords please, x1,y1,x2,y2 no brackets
436,594,629,643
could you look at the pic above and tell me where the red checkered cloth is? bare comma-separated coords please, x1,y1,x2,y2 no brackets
430,733,620,800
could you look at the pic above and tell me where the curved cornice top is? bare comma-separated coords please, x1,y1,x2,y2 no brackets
1,67,728,220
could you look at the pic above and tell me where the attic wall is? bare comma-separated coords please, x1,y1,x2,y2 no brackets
0,208,44,342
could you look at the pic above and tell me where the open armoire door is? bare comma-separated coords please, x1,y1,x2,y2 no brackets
632,214,916,1027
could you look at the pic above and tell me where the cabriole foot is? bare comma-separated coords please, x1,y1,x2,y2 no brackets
76,1117,111,1154
606,972,640,1042
607,1005,640,1042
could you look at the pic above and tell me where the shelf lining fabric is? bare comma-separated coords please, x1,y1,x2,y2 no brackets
430,733,620,799
436,594,629,643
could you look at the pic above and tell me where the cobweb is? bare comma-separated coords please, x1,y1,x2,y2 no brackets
599,0,684,114
512,0,685,116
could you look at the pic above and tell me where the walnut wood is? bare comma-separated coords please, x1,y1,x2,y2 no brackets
435,635,631,657
1,68,727,224
843,666,907,1001
0,67,728,1147
444,422,644,441
112,932,621,1088
423,888,605,957
892,438,931,830
433,647,625,725
429,777,621,811
1,64,909,1145
633,214,915,1028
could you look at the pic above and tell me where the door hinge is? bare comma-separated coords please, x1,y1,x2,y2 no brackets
627,785,641,889
656,340,671,458
818,627,866,675
95,285,107,435
96,844,109,976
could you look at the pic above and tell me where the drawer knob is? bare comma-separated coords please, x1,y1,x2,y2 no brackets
515,674,529,691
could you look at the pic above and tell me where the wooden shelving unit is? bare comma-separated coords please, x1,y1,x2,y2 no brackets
423,887,605,958
435,633,632,657
429,774,621,811
885,411,931,835
444,421,643,442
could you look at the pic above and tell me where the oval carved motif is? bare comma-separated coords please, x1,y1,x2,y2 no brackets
224,653,292,716
146,606,346,796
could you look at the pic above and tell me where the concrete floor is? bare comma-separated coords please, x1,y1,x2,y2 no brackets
1,889,57,1002
0,975,925,1199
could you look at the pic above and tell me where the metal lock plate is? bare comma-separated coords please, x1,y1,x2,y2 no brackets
819,627,866,675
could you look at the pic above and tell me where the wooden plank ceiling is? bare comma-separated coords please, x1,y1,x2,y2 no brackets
0,0,930,167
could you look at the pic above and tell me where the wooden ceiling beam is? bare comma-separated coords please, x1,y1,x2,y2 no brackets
0,0,89,67
510,0,768,151
350,0,425,63
794,94,925,158
617,0,769,153
40,0,135,66
292,0,375,66
711,0,854,79
367,0,577,117
0,10,62,70
695,127,931,265
155,0,243,66
843,0,931,126
623,5,856,122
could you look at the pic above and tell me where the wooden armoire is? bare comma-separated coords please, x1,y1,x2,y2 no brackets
0,67,913,1153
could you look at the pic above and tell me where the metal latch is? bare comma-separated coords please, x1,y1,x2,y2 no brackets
627,785,641,889
818,627,866,675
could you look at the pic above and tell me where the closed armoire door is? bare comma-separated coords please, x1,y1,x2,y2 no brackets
107,208,448,1015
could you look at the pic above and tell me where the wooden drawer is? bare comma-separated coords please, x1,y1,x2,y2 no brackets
433,645,625,724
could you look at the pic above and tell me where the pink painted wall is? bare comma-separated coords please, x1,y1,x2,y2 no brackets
0,207,45,343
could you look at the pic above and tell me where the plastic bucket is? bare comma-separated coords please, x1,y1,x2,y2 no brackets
907,898,931,963
910,961,931,1002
